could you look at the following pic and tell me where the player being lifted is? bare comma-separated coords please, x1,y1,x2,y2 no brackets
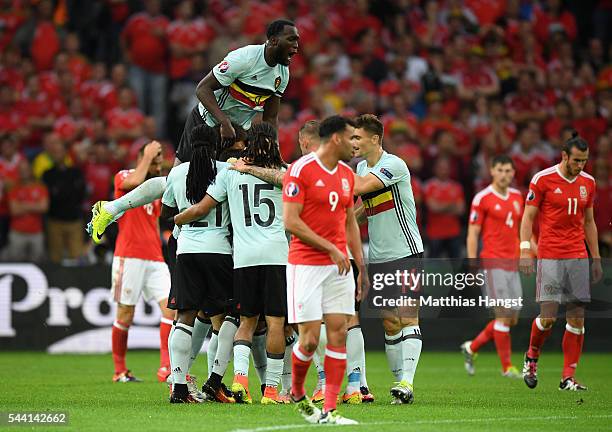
110,141,174,383
351,114,424,404
284,116,367,425
520,131,603,391
88,19,299,242
461,155,524,378
174,123,288,404
161,125,234,403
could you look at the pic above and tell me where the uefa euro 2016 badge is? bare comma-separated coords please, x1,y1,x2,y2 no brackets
218,61,229,73
285,182,299,197
580,185,587,200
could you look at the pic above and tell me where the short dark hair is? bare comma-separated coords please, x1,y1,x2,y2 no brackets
491,154,514,168
266,19,295,39
318,116,355,141
562,130,589,154
354,114,384,141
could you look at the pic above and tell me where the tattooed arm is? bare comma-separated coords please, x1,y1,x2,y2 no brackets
229,159,284,187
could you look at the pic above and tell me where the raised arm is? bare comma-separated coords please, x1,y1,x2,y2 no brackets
195,72,235,144
120,141,161,191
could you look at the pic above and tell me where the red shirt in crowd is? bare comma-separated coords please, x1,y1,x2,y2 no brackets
424,178,464,240
105,107,145,147
527,165,595,259
0,153,24,216
113,170,163,261
121,12,169,73
31,21,61,71
510,147,550,192
7,182,48,234
83,160,120,206
283,153,355,265
168,18,215,79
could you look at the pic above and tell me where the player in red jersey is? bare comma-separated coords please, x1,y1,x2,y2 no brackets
110,141,174,383
519,131,603,391
283,116,367,425
462,155,525,378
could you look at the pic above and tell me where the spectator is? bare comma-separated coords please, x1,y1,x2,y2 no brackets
121,0,169,137
509,121,550,191
6,159,48,261
82,138,120,209
42,133,86,263
424,157,465,258
32,132,73,180
105,86,145,149
0,134,25,253
456,46,500,101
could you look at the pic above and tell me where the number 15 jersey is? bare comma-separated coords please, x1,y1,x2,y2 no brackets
283,153,355,266
207,168,288,268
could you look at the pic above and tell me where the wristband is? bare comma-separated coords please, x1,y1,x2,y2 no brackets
520,241,531,250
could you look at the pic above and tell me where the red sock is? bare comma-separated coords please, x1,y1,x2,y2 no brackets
527,318,552,359
159,318,172,368
323,345,347,413
562,324,584,379
112,320,129,374
470,320,495,353
492,321,512,372
291,344,314,400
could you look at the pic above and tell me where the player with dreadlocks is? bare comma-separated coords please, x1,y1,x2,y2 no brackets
161,124,235,403
175,122,289,404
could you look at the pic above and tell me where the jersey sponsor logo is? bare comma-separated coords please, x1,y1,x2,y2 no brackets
554,187,562,194
579,185,587,200
469,210,478,222
284,182,300,197
315,179,325,187
274,76,281,89
380,167,393,180
218,61,229,73
527,189,535,201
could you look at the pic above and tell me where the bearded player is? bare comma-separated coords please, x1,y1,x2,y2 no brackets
520,131,603,391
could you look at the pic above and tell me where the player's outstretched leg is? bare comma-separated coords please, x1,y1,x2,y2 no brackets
89,176,167,244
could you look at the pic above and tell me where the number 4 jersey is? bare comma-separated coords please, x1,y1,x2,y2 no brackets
207,167,288,268
527,165,596,259
162,162,232,256
469,185,523,259
283,153,355,266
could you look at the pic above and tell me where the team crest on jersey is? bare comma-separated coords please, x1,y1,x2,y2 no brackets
469,210,478,223
513,200,521,214
218,61,229,73
341,178,350,194
527,189,535,201
380,167,393,180
579,185,587,200
274,76,281,89
284,182,300,197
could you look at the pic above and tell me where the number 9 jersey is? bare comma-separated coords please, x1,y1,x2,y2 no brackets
283,153,355,265
526,165,596,259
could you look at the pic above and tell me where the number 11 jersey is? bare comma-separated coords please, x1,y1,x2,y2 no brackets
283,153,355,266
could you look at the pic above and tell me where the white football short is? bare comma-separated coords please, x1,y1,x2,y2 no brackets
536,259,590,304
111,257,171,306
482,268,523,310
286,264,355,323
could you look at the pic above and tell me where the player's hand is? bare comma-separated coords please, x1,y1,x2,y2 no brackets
356,265,370,302
143,140,162,160
329,247,351,276
519,250,535,275
591,259,603,284
229,158,249,173
220,121,236,148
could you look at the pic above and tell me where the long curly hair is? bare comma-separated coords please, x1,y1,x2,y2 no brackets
186,124,219,204
242,122,285,169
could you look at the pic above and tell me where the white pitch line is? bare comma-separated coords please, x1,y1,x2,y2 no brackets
230,414,612,432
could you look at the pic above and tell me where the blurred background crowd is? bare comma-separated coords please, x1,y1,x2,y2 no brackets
0,0,610,264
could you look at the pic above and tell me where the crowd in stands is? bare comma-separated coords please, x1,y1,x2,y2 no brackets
0,0,610,263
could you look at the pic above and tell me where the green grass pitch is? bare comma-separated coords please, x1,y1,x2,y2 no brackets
1,351,611,431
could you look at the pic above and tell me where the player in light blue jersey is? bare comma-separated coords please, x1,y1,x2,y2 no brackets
175,123,288,404
352,114,424,405
161,125,235,404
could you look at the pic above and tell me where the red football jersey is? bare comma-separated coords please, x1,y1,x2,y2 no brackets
470,185,523,259
424,178,464,239
283,154,355,265
527,165,596,259
113,170,163,261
